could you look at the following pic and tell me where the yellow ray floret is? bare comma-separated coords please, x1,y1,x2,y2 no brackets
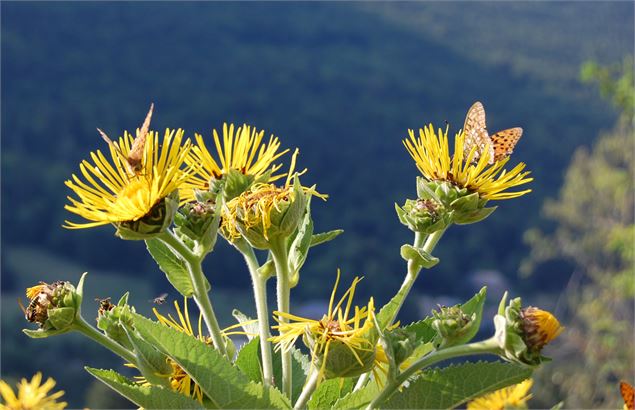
270,271,375,379
404,124,533,200
467,379,533,410
0,372,67,410
182,123,290,202
64,128,196,229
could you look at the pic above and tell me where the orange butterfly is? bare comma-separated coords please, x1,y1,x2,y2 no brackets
462,101,523,164
97,103,154,176
621,381,634,410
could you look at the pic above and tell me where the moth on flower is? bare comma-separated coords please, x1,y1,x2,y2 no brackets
64,105,198,238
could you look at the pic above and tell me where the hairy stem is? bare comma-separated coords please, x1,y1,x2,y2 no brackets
270,238,293,399
73,316,137,364
236,240,275,388
294,369,320,409
159,230,228,358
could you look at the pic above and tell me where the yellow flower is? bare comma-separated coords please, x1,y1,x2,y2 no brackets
404,124,532,200
64,128,195,229
270,271,376,379
467,379,533,410
221,150,325,245
0,373,66,410
134,298,247,402
181,123,290,202
520,307,564,352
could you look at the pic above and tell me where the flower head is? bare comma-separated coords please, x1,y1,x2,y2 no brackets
404,124,532,200
0,373,66,410
467,379,533,410
23,280,79,334
270,271,376,379
182,123,289,202
64,127,196,236
494,294,564,366
221,150,325,248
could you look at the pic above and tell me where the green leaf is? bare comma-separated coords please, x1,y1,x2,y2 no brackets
310,229,344,247
132,313,291,409
401,318,436,344
145,238,194,297
232,309,260,341
332,381,381,409
235,337,262,382
400,244,439,269
383,361,532,409
47,307,75,330
22,328,67,338
457,286,487,344
289,197,314,278
308,377,354,410
85,367,205,409
124,326,172,387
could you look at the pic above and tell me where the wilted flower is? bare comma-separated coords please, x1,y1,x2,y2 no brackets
467,379,533,410
0,372,67,410
221,150,325,249
64,125,196,239
182,123,290,201
270,272,376,379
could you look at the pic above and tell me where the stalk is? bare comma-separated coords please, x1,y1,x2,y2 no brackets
73,316,137,364
235,240,275,388
159,230,228,357
270,238,293,399
293,369,319,409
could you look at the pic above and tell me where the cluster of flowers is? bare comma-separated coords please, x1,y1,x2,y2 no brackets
5,103,563,410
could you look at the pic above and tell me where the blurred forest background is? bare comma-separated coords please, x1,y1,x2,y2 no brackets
1,2,633,408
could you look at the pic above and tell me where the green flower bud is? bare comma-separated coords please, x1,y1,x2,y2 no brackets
384,328,417,366
432,305,478,348
96,293,136,350
174,201,219,245
395,198,451,234
493,293,563,366
115,191,179,240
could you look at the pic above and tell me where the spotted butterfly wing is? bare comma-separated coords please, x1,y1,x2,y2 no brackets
463,101,494,164
490,127,523,162
621,381,634,410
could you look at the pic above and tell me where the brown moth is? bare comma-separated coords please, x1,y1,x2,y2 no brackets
463,101,523,164
97,103,154,176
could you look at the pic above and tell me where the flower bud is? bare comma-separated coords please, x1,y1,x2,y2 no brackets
493,293,563,366
96,293,136,350
432,304,478,348
23,279,82,337
174,200,219,248
115,191,179,240
395,198,451,234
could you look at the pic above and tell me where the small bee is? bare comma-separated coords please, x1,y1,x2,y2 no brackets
95,297,114,317
19,296,44,324
97,103,154,176
150,293,168,305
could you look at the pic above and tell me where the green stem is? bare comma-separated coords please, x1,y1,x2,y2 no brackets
270,238,293,399
73,316,137,364
236,240,275,388
293,369,319,409
390,227,447,325
159,231,228,358
366,338,501,409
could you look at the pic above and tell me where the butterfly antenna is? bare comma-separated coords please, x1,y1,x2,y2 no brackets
97,128,114,145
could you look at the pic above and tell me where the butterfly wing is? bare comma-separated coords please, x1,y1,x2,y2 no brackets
127,103,154,173
621,381,634,410
463,101,494,163
490,127,523,162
